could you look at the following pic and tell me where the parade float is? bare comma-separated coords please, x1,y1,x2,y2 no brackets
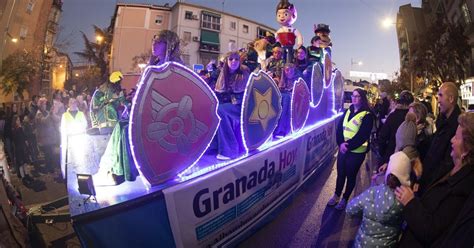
64,2,344,247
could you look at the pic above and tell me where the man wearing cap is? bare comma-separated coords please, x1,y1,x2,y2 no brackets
90,71,125,133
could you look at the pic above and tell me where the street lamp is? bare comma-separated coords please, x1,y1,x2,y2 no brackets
11,37,18,43
381,17,414,93
96,35,104,44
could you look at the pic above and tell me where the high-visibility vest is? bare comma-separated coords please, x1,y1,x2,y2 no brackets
343,109,369,153
61,110,87,135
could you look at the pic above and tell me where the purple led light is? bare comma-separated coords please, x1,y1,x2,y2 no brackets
290,78,310,134
128,62,220,184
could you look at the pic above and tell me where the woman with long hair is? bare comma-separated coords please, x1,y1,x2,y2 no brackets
214,52,250,160
328,88,374,210
396,112,474,247
408,102,432,162
148,30,183,66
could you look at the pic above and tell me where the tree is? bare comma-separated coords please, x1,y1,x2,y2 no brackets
408,16,470,90
0,50,41,98
64,67,102,95
74,25,113,81
131,51,151,72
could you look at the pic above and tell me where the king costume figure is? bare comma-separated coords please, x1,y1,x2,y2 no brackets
275,0,303,64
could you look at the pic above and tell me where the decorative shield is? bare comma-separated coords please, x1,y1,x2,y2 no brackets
323,50,333,88
129,62,219,186
291,78,310,133
310,63,324,107
333,69,344,112
241,71,282,151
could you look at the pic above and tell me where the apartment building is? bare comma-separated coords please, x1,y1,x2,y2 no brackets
110,2,275,76
0,0,63,100
396,4,427,71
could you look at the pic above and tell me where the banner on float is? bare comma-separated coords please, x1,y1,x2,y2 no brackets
303,121,336,177
164,138,305,248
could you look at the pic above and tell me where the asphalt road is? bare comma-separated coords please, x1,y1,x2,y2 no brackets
238,152,375,248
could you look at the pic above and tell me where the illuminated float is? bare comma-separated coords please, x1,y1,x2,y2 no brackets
66,42,344,248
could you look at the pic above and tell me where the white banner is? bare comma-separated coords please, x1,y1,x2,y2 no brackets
164,137,306,248
303,121,336,178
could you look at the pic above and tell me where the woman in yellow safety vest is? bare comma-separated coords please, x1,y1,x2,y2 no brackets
328,88,374,210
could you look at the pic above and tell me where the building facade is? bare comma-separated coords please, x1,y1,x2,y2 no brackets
110,2,275,76
0,0,63,101
444,0,474,77
396,4,427,71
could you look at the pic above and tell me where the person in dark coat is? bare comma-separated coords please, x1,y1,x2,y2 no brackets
408,102,433,163
395,112,474,247
378,90,414,165
419,82,461,194
328,88,374,210
440,189,474,247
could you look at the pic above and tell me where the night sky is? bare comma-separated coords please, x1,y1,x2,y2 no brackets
58,0,421,79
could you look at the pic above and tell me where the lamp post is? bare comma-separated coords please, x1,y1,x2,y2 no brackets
382,17,413,93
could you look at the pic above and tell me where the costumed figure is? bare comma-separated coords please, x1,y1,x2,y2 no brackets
295,45,309,78
307,23,332,65
244,32,275,72
275,0,303,63
148,30,183,66
90,71,125,134
93,72,137,185
274,63,300,137
265,45,285,86
214,51,250,160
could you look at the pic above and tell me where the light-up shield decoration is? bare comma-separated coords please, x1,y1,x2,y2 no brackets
333,69,344,112
311,63,324,106
291,78,310,133
323,51,333,88
241,71,282,151
130,62,219,186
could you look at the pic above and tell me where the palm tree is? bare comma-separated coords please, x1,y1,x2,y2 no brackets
75,25,113,81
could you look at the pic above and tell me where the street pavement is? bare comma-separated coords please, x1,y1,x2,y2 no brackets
238,151,376,248
9,162,80,247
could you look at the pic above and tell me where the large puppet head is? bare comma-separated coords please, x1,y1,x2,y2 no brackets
314,23,332,48
276,0,297,27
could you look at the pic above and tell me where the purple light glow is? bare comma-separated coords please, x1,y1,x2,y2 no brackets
128,62,220,187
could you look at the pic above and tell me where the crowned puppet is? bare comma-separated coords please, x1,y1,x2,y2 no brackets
275,0,303,64
307,23,332,64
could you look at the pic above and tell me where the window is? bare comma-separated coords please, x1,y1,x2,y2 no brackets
185,11,193,20
257,27,271,39
229,39,236,48
462,3,472,24
243,25,249,34
230,21,236,30
202,13,220,31
155,15,163,25
20,27,28,39
26,0,36,13
183,31,191,43
182,54,190,65
26,0,35,14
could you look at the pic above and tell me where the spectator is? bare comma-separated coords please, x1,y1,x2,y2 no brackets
35,98,60,173
395,112,474,247
408,102,432,163
347,150,412,247
11,115,33,184
328,88,374,210
419,82,461,194
378,90,414,166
